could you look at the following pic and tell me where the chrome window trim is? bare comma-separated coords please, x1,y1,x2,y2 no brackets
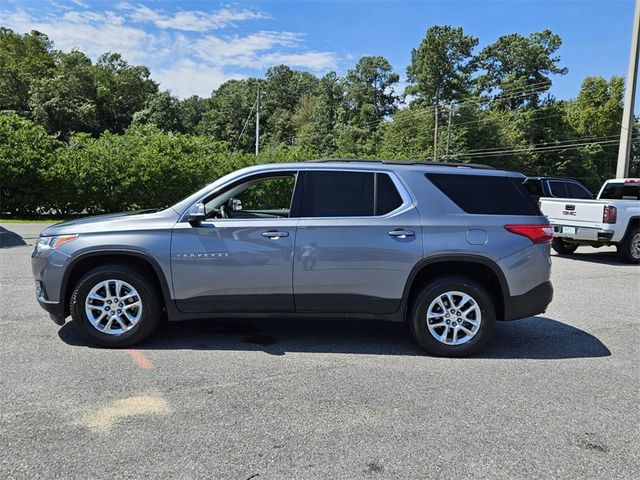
179,170,299,223
180,166,415,223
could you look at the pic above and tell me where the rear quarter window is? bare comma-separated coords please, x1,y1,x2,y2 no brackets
426,173,540,215
599,182,640,200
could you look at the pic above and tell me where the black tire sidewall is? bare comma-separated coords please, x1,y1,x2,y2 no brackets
70,265,160,347
617,228,640,264
552,238,578,254
410,277,496,357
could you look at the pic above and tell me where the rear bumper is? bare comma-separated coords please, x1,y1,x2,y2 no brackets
552,224,615,242
503,281,553,321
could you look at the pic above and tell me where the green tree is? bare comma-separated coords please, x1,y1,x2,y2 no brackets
406,25,478,106
94,53,158,133
132,90,184,132
179,95,209,134
262,65,320,147
293,72,345,154
198,78,262,151
338,56,399,155
0,28,55,114
562,76,626,187
344,56,399,127
476,30,567,109
380,108,434,160
29,50,98,137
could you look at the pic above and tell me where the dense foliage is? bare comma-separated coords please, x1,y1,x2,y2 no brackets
0,25,638,216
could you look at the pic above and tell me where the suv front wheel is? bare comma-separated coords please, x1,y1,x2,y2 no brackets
410,276,495,357
70,264,161,347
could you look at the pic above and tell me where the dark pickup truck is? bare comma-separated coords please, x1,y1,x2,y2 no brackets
523,177,593,201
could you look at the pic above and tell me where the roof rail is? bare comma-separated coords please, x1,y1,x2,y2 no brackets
306,158,495,170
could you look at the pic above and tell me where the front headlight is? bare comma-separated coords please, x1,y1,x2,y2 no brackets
35,234,78,253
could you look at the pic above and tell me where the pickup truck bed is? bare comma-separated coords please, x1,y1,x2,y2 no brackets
539,179,640,263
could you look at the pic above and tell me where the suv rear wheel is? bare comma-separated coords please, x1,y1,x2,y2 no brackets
410,276,495,357
70,265,161,347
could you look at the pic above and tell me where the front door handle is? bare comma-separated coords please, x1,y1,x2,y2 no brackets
388,229,415,239
262,231,289,239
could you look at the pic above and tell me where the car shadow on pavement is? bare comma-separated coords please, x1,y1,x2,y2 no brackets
0,227,27,248
58,316,611,360
552,251,631,266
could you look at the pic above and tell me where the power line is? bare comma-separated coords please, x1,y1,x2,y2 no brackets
430,81,553,111
357,83,557,130
449,138,625,159
450,134,621,156
232,98,257,153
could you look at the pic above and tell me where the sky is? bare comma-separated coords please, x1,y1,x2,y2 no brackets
1,0,637,105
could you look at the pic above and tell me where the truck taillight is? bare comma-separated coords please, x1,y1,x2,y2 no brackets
504,225,554,244
603,205,617,224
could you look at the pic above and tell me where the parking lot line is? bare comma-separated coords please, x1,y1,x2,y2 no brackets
127,349,154,369
79,395,169,432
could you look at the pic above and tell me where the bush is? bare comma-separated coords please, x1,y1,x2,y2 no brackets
0,113,61,215
1,118,317,217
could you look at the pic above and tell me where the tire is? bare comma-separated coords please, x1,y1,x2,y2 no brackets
70,264,161,347
616,227,640,264
552,237,578,255
409,276,496,357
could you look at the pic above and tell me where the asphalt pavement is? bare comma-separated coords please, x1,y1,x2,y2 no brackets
1,222,638,479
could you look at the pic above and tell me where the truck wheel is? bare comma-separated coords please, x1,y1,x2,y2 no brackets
409,276,495,357
70,264,161,347
552,238,578,255
616,228,640,264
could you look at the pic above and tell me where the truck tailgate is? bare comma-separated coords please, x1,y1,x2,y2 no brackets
539,198,606,227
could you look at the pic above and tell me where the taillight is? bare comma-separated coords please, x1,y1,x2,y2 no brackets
504,224,554,244
603,205,617,224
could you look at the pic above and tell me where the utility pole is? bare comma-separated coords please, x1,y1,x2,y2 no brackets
446,102,454,157
616,0,640,178
433,105,439,161
255,88,260,156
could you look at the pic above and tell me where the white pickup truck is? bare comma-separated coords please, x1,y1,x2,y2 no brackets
539,178,640,263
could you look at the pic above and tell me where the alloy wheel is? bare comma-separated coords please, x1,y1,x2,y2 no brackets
426,290,482,346
84,279,143,335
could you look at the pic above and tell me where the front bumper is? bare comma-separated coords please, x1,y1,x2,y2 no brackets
503,281,554,321
36,295,66,325
32,248,70,325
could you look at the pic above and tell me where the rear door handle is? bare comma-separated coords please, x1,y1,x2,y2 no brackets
388,229,415,239
262,231,289,239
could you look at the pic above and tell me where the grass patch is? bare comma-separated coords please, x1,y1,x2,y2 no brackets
0,218,64,223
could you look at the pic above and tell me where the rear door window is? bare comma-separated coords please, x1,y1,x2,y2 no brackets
301,171,404,217
548,181,568,197
523,179,543,197
425,173,539,215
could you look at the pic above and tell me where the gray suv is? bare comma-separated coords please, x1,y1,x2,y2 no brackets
32,160,554,356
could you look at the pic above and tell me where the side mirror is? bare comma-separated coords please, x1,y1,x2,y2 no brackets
186,203,206,226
